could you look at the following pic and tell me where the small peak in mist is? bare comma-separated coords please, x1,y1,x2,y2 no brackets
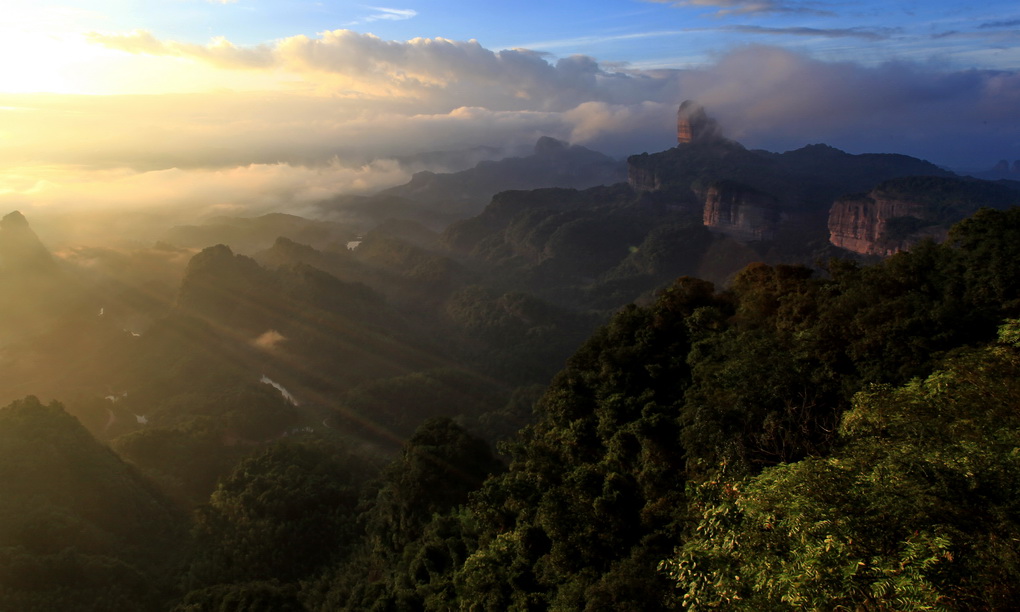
534,136,569,155
1,210,29,230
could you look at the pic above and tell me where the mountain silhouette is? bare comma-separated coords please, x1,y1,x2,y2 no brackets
318,137,627,229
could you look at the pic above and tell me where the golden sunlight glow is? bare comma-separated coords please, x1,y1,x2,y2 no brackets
0,20,295,96
0,31,89,94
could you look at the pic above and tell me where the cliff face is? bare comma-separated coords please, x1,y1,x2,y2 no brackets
627,164,661,192
702,182,780,241
827,176,1020,256
828,194,942,256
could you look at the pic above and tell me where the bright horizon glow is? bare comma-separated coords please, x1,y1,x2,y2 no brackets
0,27,305,96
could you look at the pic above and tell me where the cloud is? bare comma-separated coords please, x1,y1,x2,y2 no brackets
0,157,417,232
253,330,287,350
88,30,274,69
722,25,895,41
79,31,1020,163
365,7,418,22
979,18,1020,29
646,0,832,17
87,29,661,110
681,46,1020,166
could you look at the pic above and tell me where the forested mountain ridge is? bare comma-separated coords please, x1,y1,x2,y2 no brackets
317,136,627,230
0,396,185,611
359,206,1020,610
5,205,1020,609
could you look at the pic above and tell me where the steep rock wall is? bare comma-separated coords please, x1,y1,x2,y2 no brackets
627,164,661,192
702,182,780,241
827,195,940,256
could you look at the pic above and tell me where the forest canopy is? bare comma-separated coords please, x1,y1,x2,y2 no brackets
3,206,1020,609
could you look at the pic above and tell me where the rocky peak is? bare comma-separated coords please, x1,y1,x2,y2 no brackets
1,210,29,230
677,100,722,145
177,244,275,323
534,136,568,155
975,159,1020,180
0,210,57,273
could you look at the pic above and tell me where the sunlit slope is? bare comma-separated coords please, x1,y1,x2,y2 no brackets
0,211,135,406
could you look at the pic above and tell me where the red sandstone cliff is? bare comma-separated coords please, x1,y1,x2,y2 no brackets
827,193,945,256
677,100,721,145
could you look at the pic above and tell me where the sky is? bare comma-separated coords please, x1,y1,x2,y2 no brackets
1,0,1018,235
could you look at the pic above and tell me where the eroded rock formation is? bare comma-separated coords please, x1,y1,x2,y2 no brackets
828,194,942,256
827,176,1020,256
702,181,780,241
677,100,722,145
627,164,661,192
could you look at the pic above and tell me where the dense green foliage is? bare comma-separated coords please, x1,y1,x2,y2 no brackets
665,322,1020,609
444,206,1020,609
0,397,184,611
5,198,1020,610
185,442,369,589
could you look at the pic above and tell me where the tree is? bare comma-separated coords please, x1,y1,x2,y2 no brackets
663,321,1020,609
186,441,368,589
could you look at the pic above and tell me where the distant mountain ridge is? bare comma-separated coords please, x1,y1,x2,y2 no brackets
439,120,1018,305
627,140,954,236
626,107,1016,255
316,136,627,229
162,212,358,255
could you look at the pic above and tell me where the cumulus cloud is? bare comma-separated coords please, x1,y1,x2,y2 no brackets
683,46,1020,165
88,29,674,110
88,32,1020,166
88,30,274,69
